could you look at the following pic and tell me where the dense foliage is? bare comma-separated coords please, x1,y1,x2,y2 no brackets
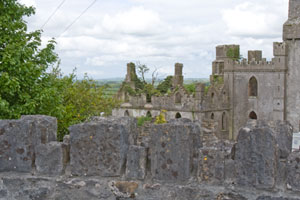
0,0,58,118
0,0,119,140
157,76,173,94
155,110,167,124
54,71,120,141
184,83,196,94
137,116,152,127
226,47,242,61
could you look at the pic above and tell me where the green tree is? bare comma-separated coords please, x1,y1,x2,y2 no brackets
0,0,58,119
184,83,196,94
136,62,149,83
57,74,120,140
157,76,173,94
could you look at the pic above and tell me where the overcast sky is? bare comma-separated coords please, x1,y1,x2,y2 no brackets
19,0,289,79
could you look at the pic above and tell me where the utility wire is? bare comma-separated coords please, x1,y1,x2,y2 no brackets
57,0,98,38
40,0,67,29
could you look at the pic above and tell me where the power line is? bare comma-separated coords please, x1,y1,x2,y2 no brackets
57,0,98,38
40,0,67,29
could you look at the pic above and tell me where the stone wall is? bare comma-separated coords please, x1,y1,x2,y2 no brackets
0,115,299,200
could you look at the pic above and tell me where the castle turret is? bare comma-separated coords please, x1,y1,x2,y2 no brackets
248,50,262,62
195,83,205,100
172,63,184,87
216,45,240,61
283,0,300,40
288,0,300,19
284,0,300,133
125,62,136,83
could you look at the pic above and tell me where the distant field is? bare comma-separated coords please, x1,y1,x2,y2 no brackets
96,78,210,97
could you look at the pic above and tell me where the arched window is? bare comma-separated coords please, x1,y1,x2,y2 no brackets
175,112,181,119
175,92,181,104
211,92,215,103
249,111,257,120
211,113,214,120
146,111,152,118
146,94,151,103
125,92,129,102
222,112,227,130
248,76,258,97
124,110,130,117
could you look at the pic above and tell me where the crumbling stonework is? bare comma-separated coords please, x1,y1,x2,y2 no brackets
113,0,300,141
69,117,134,177
2,1,300,199
234,120,293,190
149,119,201,182
0,115,299,200
0,115,57,173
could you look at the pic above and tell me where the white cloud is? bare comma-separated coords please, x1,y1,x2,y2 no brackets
19,0,36,7
222,2,282,38
22,0,289,79
102,7,164,36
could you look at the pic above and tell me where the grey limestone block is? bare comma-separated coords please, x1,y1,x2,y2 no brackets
216,192,247,200
287,151,300,192
234,120,293,190
149,121,201,182
0,115,57,173
125,145,147,180
198,148,225,184
90,116,138,145
69,117,132,176
235,121,277,190
257,197,300,200
21,115,57,143
35,141,67,175
267,120,293,159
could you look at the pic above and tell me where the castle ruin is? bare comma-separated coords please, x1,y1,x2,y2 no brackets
1,1,300,200
113,0,300,140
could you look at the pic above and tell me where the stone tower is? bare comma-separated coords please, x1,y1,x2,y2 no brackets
173,63,184,87
283,0,300,133
125,62,136,83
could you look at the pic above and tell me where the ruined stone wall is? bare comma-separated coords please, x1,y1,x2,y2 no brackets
223,44,286,139
285,40,300,133
0,115,299,200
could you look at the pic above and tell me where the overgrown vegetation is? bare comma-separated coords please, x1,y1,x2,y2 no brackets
157,76,173,94
184,83,196,94
226,47,242,61
137,116,152,127
212,75,224,85
155,110,167,124
0,1,119,141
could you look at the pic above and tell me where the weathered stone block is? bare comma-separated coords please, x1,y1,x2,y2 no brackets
125,145,147,180
35,142,67,175
0,115,57,173
21,115,57,143
268,121,293,159
287,151,300,192
90,116,138,145
256,196,300,200
217,192,247,200
224,159,236,183
235,121,277,189
149,121,201,182
198,148,225,184
69,117,132,176
235,120,293,190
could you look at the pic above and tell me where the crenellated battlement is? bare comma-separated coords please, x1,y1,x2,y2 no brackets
215,43,287,72
273,42,287,56
223,57,286,71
